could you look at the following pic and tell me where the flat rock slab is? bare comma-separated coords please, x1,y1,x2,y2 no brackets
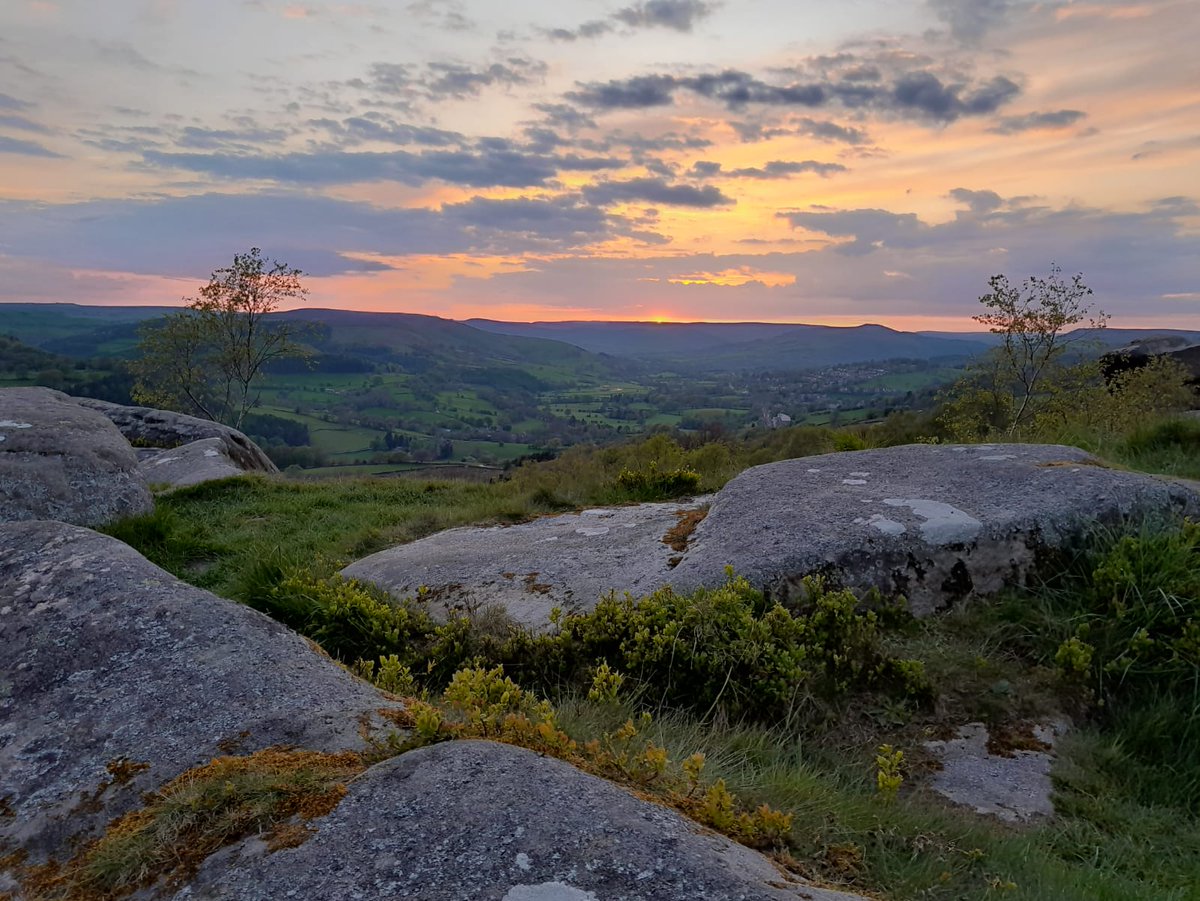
0,387,152,527
671,444,1200,614
140,437,248,489
343,499,708,630
74,397,278,474
924,722,1064,822
176,739,866,901
0,521,400,871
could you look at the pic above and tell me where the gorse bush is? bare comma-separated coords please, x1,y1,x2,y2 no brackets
1070,519,1200,705
614,461,701,501
994,516,1200,811
244,563,931,725
531,572,931,721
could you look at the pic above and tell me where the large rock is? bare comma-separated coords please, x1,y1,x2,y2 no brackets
176,740,866,901
1102,335,1200,385
671,443,1200,614
74,397,278,474
343,499,708,630
0,521,400,870
346,444,1200,622
140,437,248,489
0,387,153,527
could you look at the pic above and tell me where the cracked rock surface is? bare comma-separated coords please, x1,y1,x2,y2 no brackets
0,521,400,872
671,443,1200,614
343,499,709,630
0,387,153,527
140,437,247,489
74,397,278,474
346,444,1199,619
176,740,867,901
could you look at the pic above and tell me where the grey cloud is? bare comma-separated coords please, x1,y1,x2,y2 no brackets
550,0,714,41
567,75,678,109
928,0,1012,42
613,0,714,32
141,145,623,187
532,103,596,131
948,188,1004,213
569,66,1021,122
364,62,413,95
891,72,1019,119
727,160,847,179
840,65,882,83
731,117,869,145
361,57,545,103
406,0,474,31
0,92,31,111
582,177,733,207
425,58,547,99
780,207,928,255
690,160,722,176
1152,196,1200,216
91,40,199,77
793,117,870,144
1133,135,1200,161
0,114,52,135
0,190,643,281
729,121,791,142
177,125,290,151
578,20,614,38
684,70,827,108
988,109,1085,134
0,135,61,158
313,115,463,147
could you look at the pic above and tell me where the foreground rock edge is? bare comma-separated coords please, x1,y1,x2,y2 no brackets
0,387,153,527
175,740,869,901
0,520,402,879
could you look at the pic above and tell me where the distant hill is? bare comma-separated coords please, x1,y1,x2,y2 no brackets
470,320,989,370
919,328,1200,348
0,303,171,350
277,309,629,382
0,305,629,379
5,303,1197,374
467,320,799,357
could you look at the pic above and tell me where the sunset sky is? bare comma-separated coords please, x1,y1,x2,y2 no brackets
0,0,1197,328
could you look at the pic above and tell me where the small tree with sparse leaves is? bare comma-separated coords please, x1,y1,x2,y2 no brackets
940,265,1108,439
134,248,310,429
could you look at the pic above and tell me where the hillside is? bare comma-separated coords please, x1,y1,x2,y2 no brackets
279,308,629,380
469,319,990,369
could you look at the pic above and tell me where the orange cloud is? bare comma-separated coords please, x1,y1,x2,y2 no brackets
666,267,795,288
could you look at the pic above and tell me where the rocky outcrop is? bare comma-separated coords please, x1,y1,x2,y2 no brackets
140,437,248,489
176,740,866,901
343,499,708,629
0,387,153,526
672,443,1199,615
346,444,1200,620
1102,335,1200,385
1,521,866,901
0,520,400,869
924,721,1066,822
74,397,278,474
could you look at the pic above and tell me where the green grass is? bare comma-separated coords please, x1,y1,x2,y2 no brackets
103,475,552,597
